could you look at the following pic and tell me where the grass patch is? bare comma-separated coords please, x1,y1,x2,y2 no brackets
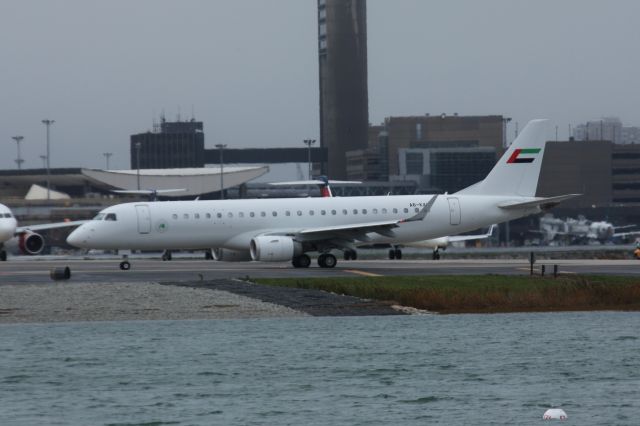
254,275,640,314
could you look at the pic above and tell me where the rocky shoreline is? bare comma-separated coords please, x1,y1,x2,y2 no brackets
0,279,403,324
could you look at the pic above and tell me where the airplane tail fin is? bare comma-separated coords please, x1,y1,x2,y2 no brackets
457,119,549,196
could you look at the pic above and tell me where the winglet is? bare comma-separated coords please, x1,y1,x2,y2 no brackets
402,195,438,223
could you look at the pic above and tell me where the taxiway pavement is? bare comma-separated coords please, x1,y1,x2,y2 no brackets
0,256,638,285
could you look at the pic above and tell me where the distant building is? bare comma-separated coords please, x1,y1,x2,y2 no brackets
131,118,205,169
621,126,640,145
573,117,623,144
383,114,506,177
346,114,506,189
318,0,369,179
396,147,496,193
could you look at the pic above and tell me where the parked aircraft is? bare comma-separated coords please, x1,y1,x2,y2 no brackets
67,119,579,270
0,202,86,261
384,225,496,260
537,214,639,244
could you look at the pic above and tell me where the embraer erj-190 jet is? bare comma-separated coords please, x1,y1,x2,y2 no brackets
0,203,86,261
67,120,578,269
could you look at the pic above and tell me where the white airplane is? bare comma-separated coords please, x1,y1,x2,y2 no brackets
0,202,86,261
67,119,579,270
380,225,496,260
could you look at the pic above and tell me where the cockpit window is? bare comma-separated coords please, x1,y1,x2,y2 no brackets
2,213,11,218
105,213,117,221
93,213,105,221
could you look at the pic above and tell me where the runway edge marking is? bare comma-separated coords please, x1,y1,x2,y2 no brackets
344,269,383,277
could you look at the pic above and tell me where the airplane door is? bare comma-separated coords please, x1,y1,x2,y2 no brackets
447,197,461,226
135,205,152,234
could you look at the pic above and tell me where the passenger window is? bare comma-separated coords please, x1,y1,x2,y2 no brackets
250,212,255,218
331,210,336,215
184,214,189,219
382,208,387,214
239,212,244,218
228,212,233,218
272,211,277,217
217,213,222,219
373,208,378,214
261,211,266,217
205,213,211,219
393,208,398,214
194,213,200,219
321,210,326,215
297,211,302,216
415,207,420,213
105,213,117,221
353,209,358,215
172,214,178,220
309,210,314,216
286,211,291,216
403,208,409,213
362,209,367,214
342,209,348,215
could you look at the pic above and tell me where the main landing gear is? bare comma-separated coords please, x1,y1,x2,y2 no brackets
291,253,337,268
343,249,357,261
388,247,402,260
292,254,311,268
161,250,172,261
432,248,441,260
0,250,7,262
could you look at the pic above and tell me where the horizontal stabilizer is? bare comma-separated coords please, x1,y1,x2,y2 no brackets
498,194,580,210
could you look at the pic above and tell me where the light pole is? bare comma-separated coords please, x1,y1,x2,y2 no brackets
103,152,113,170
215,144,227,199
42,119,55,200
303,139,316,179
135,142,141,190
11,136,24,170
39,155,47,168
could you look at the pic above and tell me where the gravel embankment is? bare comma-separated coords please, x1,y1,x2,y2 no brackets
0,281,308,324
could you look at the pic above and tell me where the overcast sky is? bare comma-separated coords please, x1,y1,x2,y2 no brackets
1,0,639,171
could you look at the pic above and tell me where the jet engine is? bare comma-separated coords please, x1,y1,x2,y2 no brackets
250,236,302,262
211,248,252,262
5,231,45,255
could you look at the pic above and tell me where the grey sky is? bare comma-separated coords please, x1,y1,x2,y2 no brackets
2,0,639,171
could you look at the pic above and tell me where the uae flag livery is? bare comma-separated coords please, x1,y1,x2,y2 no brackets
506,148,541,164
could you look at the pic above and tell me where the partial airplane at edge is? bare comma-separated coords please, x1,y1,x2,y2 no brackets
0,203,86,261
67,120,579,269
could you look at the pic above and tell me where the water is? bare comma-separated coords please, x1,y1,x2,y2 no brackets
1,313,639,425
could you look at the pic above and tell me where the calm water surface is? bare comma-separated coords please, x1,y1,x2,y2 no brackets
1,312,639,425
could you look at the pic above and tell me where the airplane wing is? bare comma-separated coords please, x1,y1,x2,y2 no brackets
266,195,438,243
613,230,640,238
16,220,88,233
448,224,496,242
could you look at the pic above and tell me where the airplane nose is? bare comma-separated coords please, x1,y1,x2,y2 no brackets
67,227,88,248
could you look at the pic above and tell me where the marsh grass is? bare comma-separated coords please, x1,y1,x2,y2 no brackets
255,275,640,313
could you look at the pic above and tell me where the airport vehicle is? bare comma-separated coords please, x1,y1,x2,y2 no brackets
0,202,86,261
67,119,578,269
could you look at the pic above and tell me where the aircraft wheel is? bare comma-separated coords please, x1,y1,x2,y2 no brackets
162,251,172,261
394,249,402,260
0,250,6,261
388,249,396,260
433,251,441,260
343,250,357,261
318,253,336,268
292,254,311,268
119,261,131,270
205,250,214,260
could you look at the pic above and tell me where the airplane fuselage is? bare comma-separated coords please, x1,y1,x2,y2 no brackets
68,194,536,251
